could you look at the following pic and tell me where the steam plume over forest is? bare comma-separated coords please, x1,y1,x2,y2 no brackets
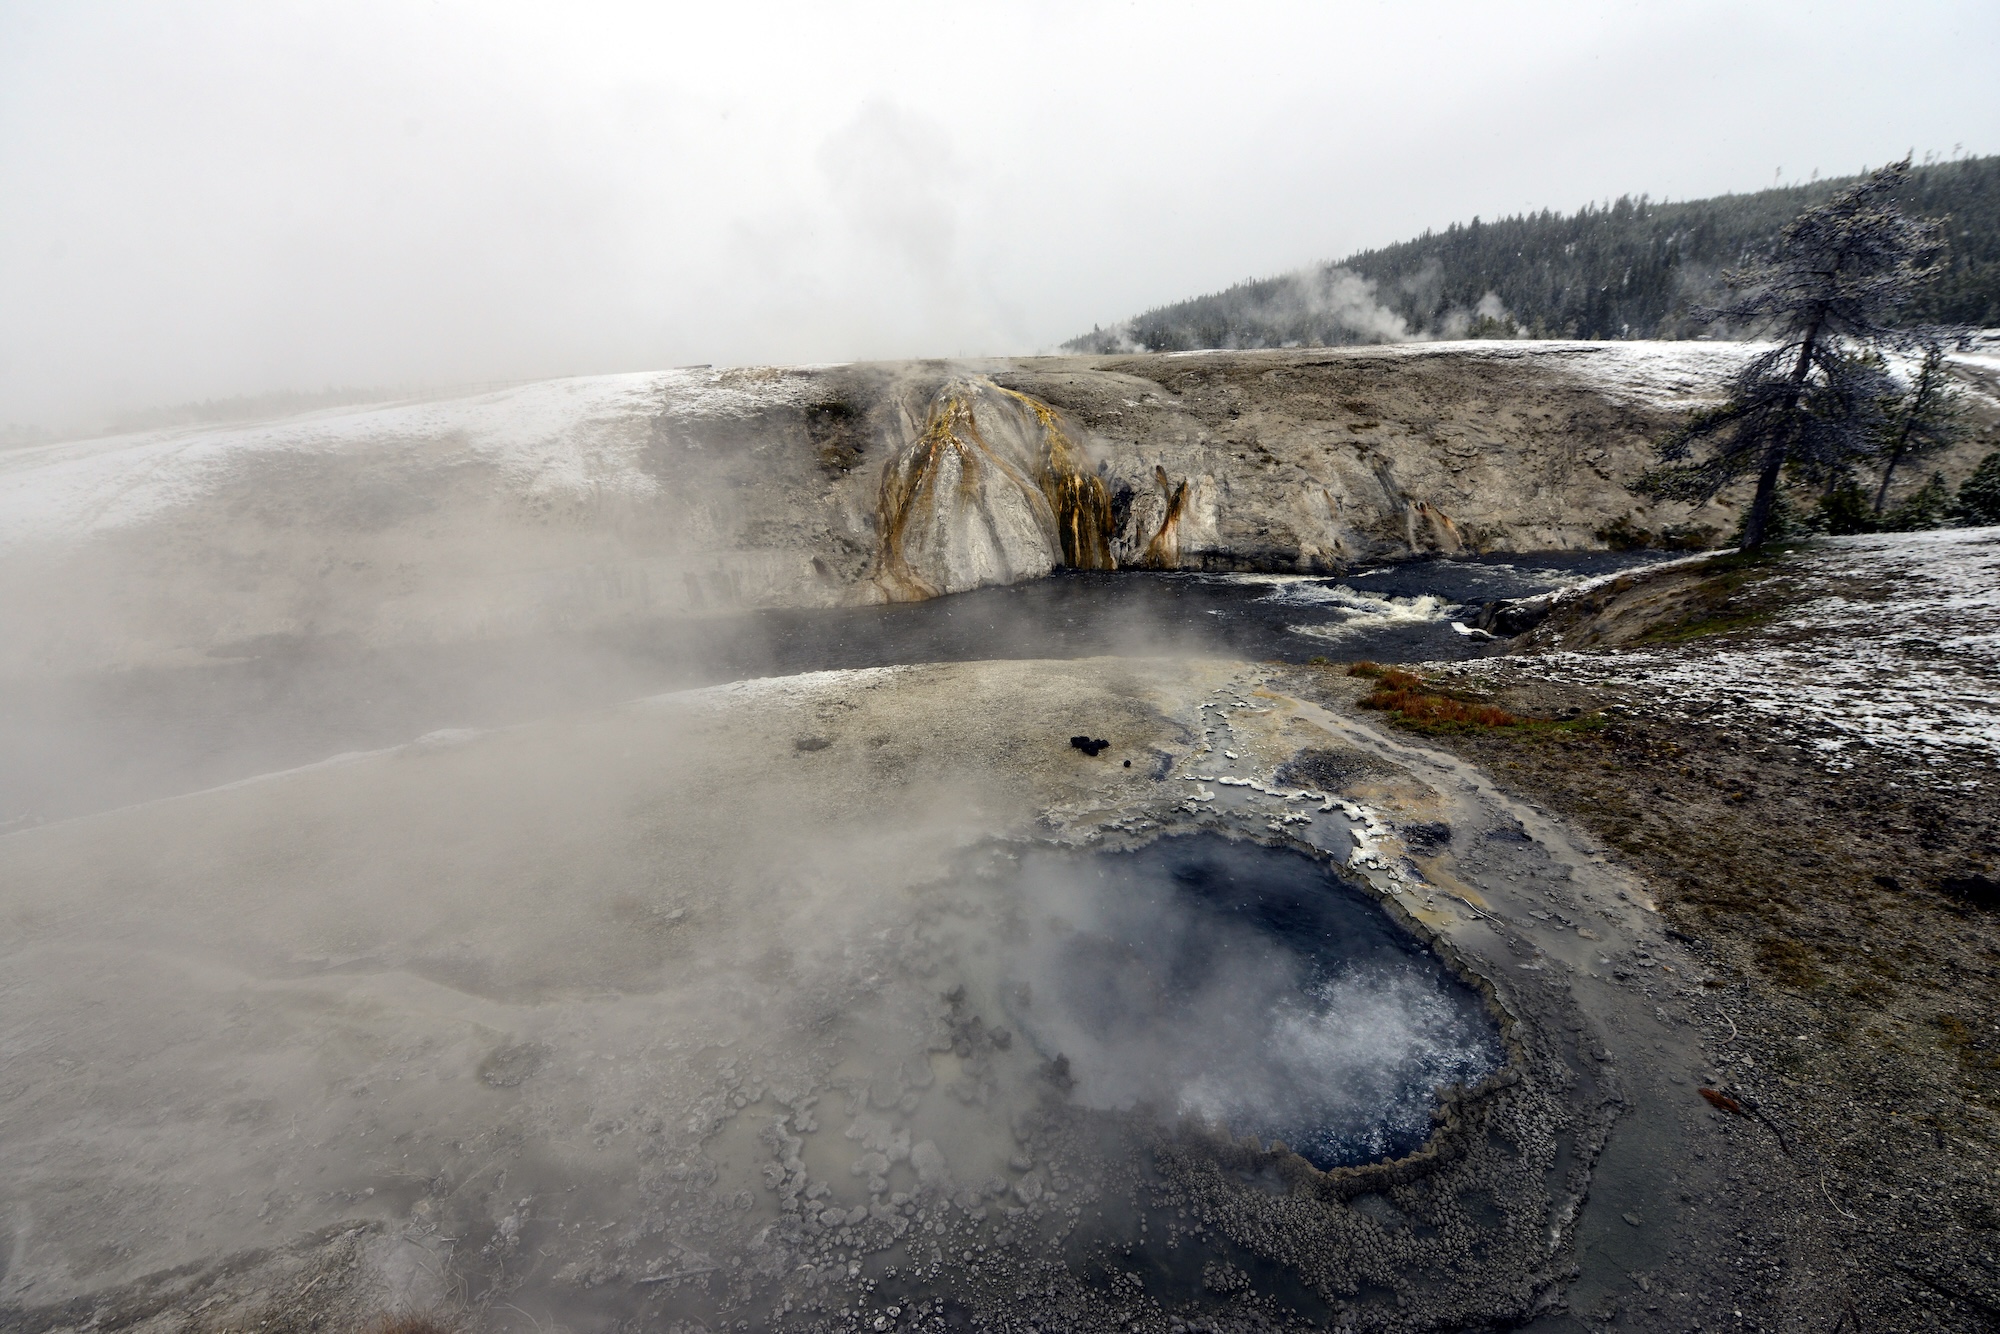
1065,154,2000,352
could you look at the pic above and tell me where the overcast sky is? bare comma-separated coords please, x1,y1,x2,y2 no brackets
3,0,1996,430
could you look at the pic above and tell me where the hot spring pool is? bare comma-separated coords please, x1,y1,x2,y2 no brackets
983,834,1505,1169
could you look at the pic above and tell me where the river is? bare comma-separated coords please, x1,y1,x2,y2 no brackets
0,550,1673,826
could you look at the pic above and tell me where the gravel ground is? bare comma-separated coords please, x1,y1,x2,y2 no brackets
1340,528,2000,1331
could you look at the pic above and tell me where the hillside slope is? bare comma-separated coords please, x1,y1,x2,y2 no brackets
1066,156,2000,351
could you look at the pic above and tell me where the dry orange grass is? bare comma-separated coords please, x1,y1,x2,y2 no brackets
1347,662,1522,730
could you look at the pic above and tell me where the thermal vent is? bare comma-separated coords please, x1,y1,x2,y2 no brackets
992,835,1503,1169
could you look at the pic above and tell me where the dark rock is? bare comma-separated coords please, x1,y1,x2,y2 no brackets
1471,597,1555,636
1940,873,2000,912
1401,821,1453,852
1069,736,1110,756
1274,745,1390,790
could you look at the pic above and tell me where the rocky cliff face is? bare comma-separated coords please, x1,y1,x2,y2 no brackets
3,342,1993,673
873,377,1113,600
993,346,1764,572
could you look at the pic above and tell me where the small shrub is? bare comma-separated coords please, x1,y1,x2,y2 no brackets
1881,471,1953,531
1813,478,1877,535
1659,523,1725,551
1347,662,1523,730
1595,516,1725,551
1594,515,1653,551
1951,449,2000,526
1730,487,1810,545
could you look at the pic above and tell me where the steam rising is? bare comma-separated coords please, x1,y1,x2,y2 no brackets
1080,266,1413,354
5,6,1989,434
995,837,1500,1167
4,11,1989,1329
0,656,1504,1327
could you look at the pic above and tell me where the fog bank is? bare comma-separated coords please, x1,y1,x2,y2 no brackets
4,2,1995,431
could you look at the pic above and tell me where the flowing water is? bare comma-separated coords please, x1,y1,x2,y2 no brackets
1,550,1673,825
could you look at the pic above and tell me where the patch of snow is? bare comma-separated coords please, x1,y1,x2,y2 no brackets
1340,329,1998,412
0,367,815,554
1368,339,1770,410
1441,528,2000,783
1943,334,2000,411
1115,340,1773,410
664,665,917,711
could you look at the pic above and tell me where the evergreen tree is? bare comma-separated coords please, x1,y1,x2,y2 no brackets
1640,160,1942,549
1873,343,1965,513
1065,154,2000,352
1882,471,1953,531
1951,450,2000,526
1813,477,1878,535
1731,486,1811,545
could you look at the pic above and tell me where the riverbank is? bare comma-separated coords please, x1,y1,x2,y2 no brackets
0,549,1676,830
1301,528,2000,1329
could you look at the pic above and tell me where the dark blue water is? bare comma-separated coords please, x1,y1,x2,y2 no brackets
1002,835,1503,1170
665,547,1677,674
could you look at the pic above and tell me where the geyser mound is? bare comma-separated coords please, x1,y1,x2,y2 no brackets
990,835,1503,1168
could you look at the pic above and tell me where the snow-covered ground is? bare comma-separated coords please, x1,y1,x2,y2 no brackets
1945,331,2000,411
0,368,814,554
1365,331,2000,414
6,339,1987,562
1374,338,1767,410
0,340,1819,557
1154,337,1766,409
1441,527,2000,786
